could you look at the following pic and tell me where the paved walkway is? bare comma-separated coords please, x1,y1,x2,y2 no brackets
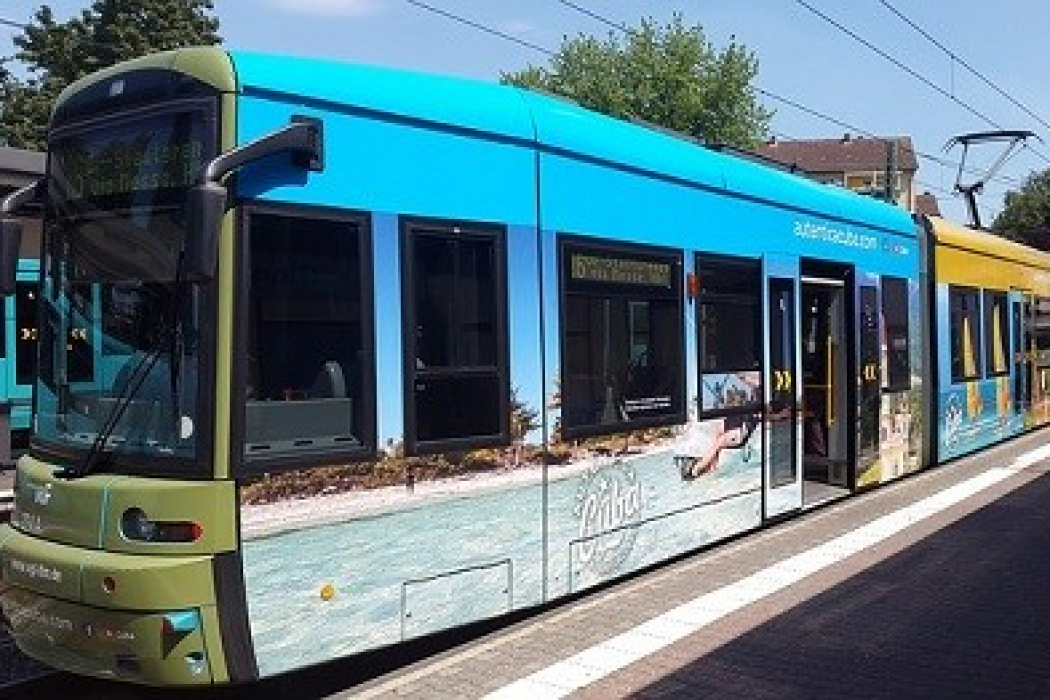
346,430,1050,699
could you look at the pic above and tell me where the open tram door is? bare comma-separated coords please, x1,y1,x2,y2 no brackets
797,262,879,504
799,262,851,503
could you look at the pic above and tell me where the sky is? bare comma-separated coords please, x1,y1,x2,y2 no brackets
4,0,1049,224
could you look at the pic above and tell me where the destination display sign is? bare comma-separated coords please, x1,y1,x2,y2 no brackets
51,111,206,204
570,252,672,288
56,142,202,201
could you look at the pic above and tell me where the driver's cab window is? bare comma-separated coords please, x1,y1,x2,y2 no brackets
242,208,373,461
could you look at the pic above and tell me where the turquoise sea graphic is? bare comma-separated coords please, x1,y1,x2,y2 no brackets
242,425,762,676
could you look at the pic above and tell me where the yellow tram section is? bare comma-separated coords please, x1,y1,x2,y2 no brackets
0,48,244,686
929,216,1050,427
931,215,1050,289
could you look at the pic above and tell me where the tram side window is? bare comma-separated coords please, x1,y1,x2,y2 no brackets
560,237,684,437
1034,297,1050,362
882,276,910,391
983,290,1009,377
403,220,508,452
949,285,982,382
243,210,372,460
694,255,761,413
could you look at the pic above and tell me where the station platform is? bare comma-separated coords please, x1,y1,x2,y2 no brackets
346,430,1050,699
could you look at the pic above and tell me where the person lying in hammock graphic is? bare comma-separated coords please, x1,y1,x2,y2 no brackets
678,413,759,479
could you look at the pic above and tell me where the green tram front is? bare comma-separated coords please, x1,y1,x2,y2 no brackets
0,51,252,686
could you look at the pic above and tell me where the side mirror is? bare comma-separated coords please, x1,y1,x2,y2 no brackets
0,219,23,296
186,118,324,282
184,181,227,281
0,179,41,297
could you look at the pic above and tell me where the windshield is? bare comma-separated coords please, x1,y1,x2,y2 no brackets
33,106,212,473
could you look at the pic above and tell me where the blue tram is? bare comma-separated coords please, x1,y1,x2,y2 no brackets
0,48,1042,685
0,147,47,453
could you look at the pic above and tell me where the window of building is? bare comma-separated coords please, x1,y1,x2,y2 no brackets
242,208,373,462
882,277,910,391
845,173,875,191
949,285,982,382
559,237,684,437
983,290,1009,377
845,171,904,201
402,220,508,452
695,254,762,414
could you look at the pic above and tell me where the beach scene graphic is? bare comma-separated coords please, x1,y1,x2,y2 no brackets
240,416,761,677
858,390,917,486
939,380,1025,461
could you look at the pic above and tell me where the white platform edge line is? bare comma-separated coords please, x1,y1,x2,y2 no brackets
487,453,1039,700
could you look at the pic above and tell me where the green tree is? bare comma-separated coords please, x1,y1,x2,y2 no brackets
1,1,221,149
502,14,771,149
993,168,1050,250
509,387,540,444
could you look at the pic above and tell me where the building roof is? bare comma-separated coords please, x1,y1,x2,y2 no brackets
0,146,45,189
754,135,919,175
914,191,941,218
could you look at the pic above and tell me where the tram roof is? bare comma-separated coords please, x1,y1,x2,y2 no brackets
927,215,1050,271
230,50,915,237
56,47,916,238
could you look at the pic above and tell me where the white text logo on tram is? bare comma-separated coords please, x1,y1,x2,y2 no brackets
574,459,643,578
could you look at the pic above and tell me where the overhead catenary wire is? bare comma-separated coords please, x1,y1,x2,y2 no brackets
875,0,1050,175
562,0,1037,207
877,0,1050,136
403,1,555,57
554,0,630,34
794,0,1050,167
7,2,1025,214
578,2,1003,214
548,0,1023,192
401,0,1026,201
755,85,1021,190
793,0,1002,132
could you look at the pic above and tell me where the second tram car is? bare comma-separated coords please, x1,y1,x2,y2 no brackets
925,216,1050,459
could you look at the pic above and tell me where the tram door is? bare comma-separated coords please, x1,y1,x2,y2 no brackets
800,274,850,493
764,275,802,518
1012,292,1034,419
856,282,881,484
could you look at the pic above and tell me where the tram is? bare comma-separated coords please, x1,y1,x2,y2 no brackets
0,47,1046,686
924,216,1050,459
0,147,48,456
